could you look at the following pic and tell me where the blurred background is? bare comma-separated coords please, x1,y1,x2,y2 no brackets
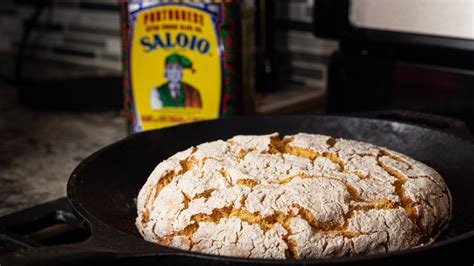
0,0,473,215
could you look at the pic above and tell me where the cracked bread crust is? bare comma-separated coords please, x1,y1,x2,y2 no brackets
136,133,452,259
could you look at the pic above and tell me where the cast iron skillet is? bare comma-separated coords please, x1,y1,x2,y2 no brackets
3,112,474,265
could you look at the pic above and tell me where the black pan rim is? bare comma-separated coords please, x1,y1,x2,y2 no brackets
67,114,474,264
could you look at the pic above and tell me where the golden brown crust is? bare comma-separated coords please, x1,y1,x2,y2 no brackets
136,133,451,259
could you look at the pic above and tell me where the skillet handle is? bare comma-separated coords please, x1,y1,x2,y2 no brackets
0,198,115,265
0,235,184,266
358,110,472,139
0,198,180,265
0,240,119,266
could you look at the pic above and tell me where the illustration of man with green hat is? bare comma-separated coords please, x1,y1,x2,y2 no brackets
151,53,202,109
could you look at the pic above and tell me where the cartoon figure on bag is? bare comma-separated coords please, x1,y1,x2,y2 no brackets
151,53,202,109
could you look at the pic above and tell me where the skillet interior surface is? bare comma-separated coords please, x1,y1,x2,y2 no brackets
67,115,474,262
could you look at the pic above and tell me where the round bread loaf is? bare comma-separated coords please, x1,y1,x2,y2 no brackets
136,133,451,259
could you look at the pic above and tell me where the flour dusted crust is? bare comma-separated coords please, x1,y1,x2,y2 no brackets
136,133,452,259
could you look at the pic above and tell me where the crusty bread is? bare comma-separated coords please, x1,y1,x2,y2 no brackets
136,133,451,259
